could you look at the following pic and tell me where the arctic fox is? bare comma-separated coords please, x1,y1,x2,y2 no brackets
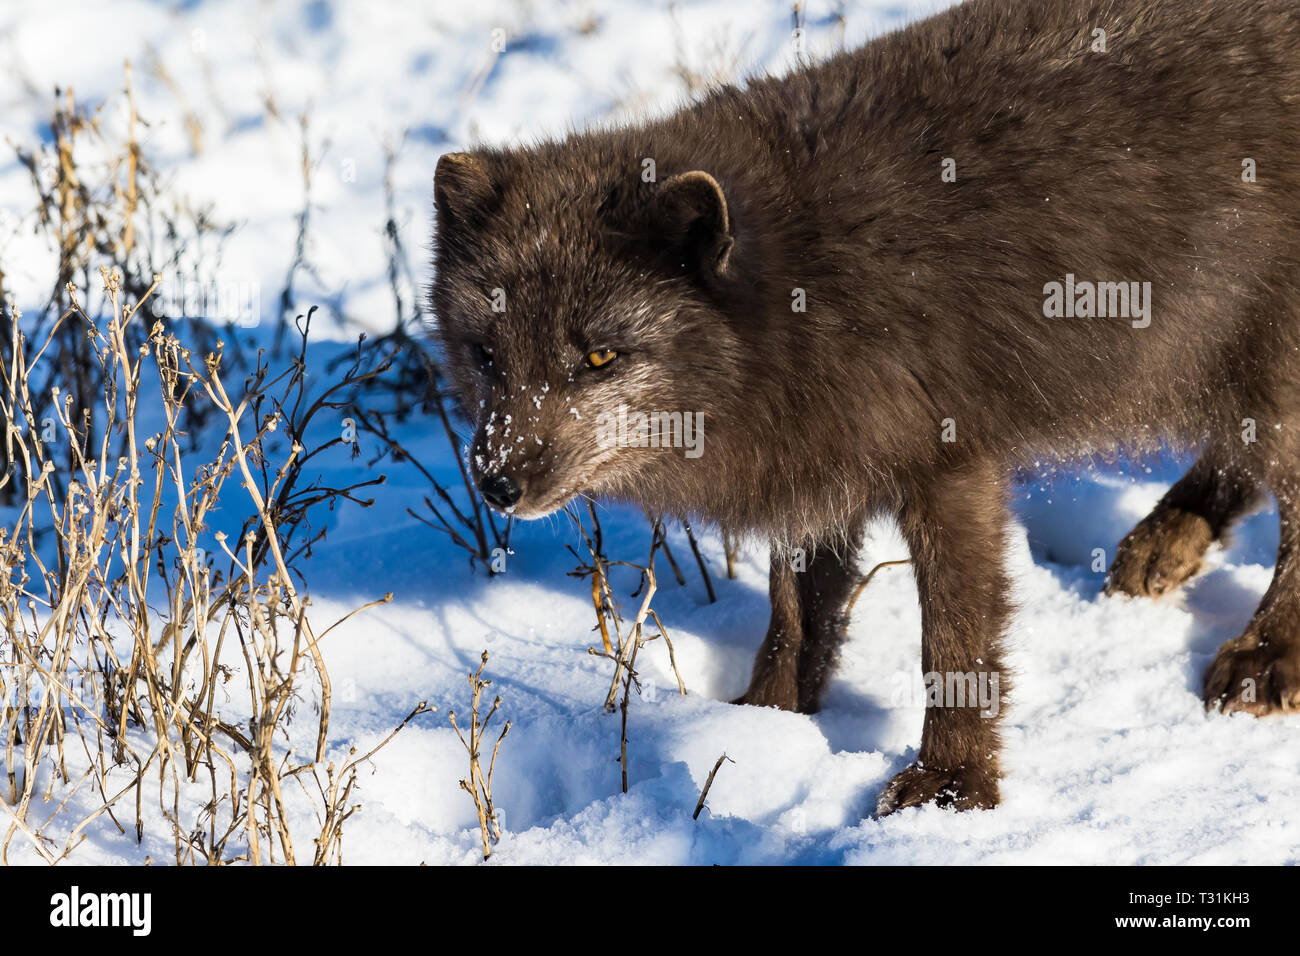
433,0,1300,813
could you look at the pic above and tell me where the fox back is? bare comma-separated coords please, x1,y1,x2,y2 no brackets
432,0,1300,543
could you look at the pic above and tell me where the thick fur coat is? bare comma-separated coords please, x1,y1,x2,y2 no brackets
432,0,1300,813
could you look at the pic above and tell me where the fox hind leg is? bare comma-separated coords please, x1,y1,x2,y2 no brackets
1204,462,1300,715
735,522,866,714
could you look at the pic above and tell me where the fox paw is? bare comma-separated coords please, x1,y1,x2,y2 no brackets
1203,633,1300,715
1105,507,1214,598
875,762,1000,816
730,674,799,712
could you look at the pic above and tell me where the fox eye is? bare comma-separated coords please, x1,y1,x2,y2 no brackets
585,348,618,369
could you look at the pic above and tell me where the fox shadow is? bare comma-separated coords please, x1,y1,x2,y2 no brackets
307,441,1282,846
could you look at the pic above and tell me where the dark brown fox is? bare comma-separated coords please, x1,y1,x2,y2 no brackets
432,0,1300,814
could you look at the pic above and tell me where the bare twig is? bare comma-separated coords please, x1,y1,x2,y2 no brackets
845,559,912,617
693,753,733,820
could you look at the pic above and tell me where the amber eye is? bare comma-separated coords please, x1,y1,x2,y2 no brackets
585,348,618,369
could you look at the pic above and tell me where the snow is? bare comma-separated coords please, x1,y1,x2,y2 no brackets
1,0,1297,865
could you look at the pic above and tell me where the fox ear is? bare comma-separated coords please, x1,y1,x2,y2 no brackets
435,152,498,225
654,170,733,277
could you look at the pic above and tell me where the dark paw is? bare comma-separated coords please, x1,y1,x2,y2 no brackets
1105,507,1214,598
875,762,1000,816
730,677,799,711
1203,632,1300,715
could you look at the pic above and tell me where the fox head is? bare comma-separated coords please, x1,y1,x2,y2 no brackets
431,146,746,519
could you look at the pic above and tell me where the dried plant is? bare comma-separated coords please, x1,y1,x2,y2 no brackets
326,131,513,575
722,528,740,580
308,699,435,866
569,503,687,711
0,273,429,865
845,559,912,617
693,753,733,820
567,505,686,794
5,63,237,500
448,651,510,860
681,518,717,603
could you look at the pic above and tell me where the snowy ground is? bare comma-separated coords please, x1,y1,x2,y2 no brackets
2,0,1298,865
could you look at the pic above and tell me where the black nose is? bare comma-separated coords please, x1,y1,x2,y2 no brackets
479,474,522,510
